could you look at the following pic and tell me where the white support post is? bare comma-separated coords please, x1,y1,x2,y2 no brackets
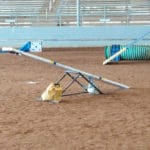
49,0,52,11
77,0,80,26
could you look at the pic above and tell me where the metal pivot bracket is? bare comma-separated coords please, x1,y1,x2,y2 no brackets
55,70,103,96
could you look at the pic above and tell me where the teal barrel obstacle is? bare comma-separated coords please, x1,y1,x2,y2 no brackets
104,45,150,61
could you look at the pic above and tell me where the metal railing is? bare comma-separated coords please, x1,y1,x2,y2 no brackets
0,0,149,26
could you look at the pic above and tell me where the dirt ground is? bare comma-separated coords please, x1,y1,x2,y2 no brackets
0,47,149,150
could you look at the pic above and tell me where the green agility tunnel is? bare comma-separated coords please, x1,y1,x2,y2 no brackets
104,45,150,61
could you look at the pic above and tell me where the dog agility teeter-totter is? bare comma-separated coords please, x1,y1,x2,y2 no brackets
2,47,129,103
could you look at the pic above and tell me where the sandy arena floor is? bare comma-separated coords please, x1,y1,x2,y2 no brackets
0,47,150,150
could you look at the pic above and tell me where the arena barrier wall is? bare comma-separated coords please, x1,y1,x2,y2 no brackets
0,26,149,47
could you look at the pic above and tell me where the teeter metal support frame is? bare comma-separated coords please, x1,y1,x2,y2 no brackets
55,70,102,96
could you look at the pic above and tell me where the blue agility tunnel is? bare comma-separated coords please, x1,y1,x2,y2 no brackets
104,45,150,61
